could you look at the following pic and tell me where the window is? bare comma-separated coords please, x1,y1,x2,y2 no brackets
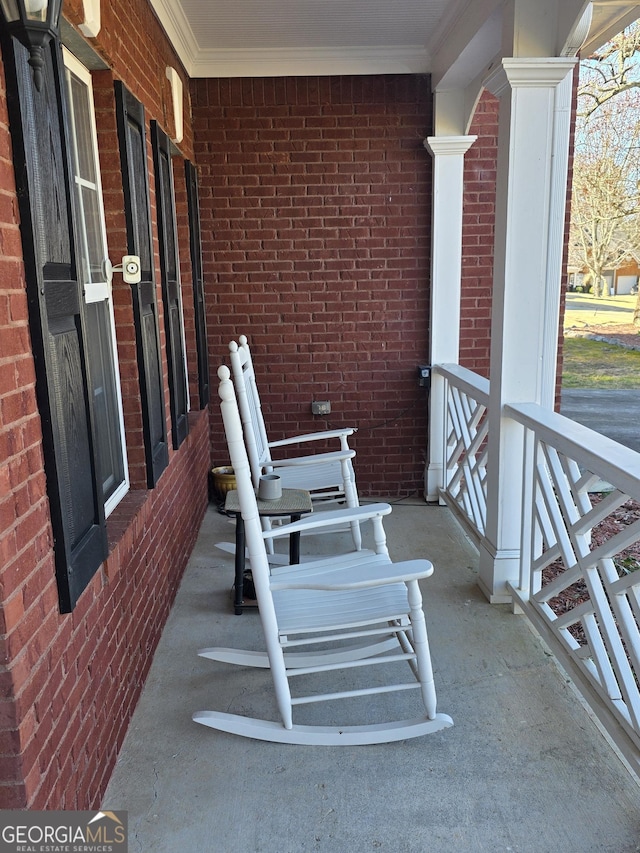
63,49,129,515
152,121,189,448
185,160,210,408
115,82,169,487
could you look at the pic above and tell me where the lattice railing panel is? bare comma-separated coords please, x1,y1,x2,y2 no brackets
432,377,640,769
443,372,489,543
508,402,640,766
531,443,640,739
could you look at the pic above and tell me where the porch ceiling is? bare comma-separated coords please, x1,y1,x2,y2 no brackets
149,0,640,80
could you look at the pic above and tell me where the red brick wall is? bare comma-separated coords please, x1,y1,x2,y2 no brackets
0,414,208,809
0,50,47,809
192,75,433,497
460,91,499,378
0,0,209,810
556,62,579,410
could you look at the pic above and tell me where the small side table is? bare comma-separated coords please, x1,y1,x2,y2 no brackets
224,488,313,614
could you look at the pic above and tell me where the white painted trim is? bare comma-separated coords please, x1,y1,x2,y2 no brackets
560,3,592,56
189,45,430,78
62,48,130,517
478,57,575,601
424,135,478,158
540,69,574,408
430,4,502,92
424,135,477,501
484,56,576,96
79,0,100,38
149,0,199,76
166,66,183,144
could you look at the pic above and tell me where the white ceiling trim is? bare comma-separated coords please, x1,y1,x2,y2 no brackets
150,0,200,76
189,46,431,78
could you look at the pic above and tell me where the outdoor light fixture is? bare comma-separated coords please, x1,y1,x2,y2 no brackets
0,0,63,90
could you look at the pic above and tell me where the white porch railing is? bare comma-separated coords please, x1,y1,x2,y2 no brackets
435,364,489,547
434,363,640,777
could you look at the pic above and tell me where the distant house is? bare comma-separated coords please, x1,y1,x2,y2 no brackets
612,258,640,294
568,257,639,294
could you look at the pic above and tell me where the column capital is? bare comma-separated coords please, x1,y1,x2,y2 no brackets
484,57,577,98
423,135,477,158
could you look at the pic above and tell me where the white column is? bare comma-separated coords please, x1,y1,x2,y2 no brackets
424,135,477,502
479,57,576,602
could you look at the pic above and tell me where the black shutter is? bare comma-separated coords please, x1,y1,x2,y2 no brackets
2,37,107,612
151,122,189,448
185,161,210,408
114,82,168,486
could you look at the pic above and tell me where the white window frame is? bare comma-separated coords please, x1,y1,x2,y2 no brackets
63,47,129,516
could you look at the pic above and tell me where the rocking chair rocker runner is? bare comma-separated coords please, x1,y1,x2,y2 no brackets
228,336,362,550
193,366,453,745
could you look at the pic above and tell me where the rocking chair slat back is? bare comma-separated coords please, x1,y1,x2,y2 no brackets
228,335,362,548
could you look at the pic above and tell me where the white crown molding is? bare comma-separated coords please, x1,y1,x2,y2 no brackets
484,57,577,98
150,0,200,76
190,45,430,78
423,135,477,157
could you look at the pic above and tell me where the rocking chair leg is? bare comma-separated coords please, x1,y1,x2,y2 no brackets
350,520,362,551
406,579,437,719
341,459,361,550
234,517,246,614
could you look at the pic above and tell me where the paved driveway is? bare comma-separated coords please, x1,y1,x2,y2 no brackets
560,388,640,453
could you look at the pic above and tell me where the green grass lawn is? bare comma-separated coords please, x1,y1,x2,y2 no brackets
562,337,640,388
563,293,636,329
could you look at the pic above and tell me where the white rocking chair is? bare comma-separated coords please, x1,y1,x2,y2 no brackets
228,335,362,549
193,367,453,745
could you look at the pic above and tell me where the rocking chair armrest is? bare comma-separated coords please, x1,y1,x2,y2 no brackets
261,503,392,540
270,559,434,590
268,428,355,449
267,449,355,467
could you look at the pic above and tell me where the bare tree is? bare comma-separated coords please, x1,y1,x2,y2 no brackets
569,105,640,297
572,22,640,321
579,21,640,118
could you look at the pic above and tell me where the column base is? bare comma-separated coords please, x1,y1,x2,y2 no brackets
424,462,446,504
478,539,519,604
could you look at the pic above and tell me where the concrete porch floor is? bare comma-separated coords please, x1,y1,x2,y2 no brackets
103,499,640,852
